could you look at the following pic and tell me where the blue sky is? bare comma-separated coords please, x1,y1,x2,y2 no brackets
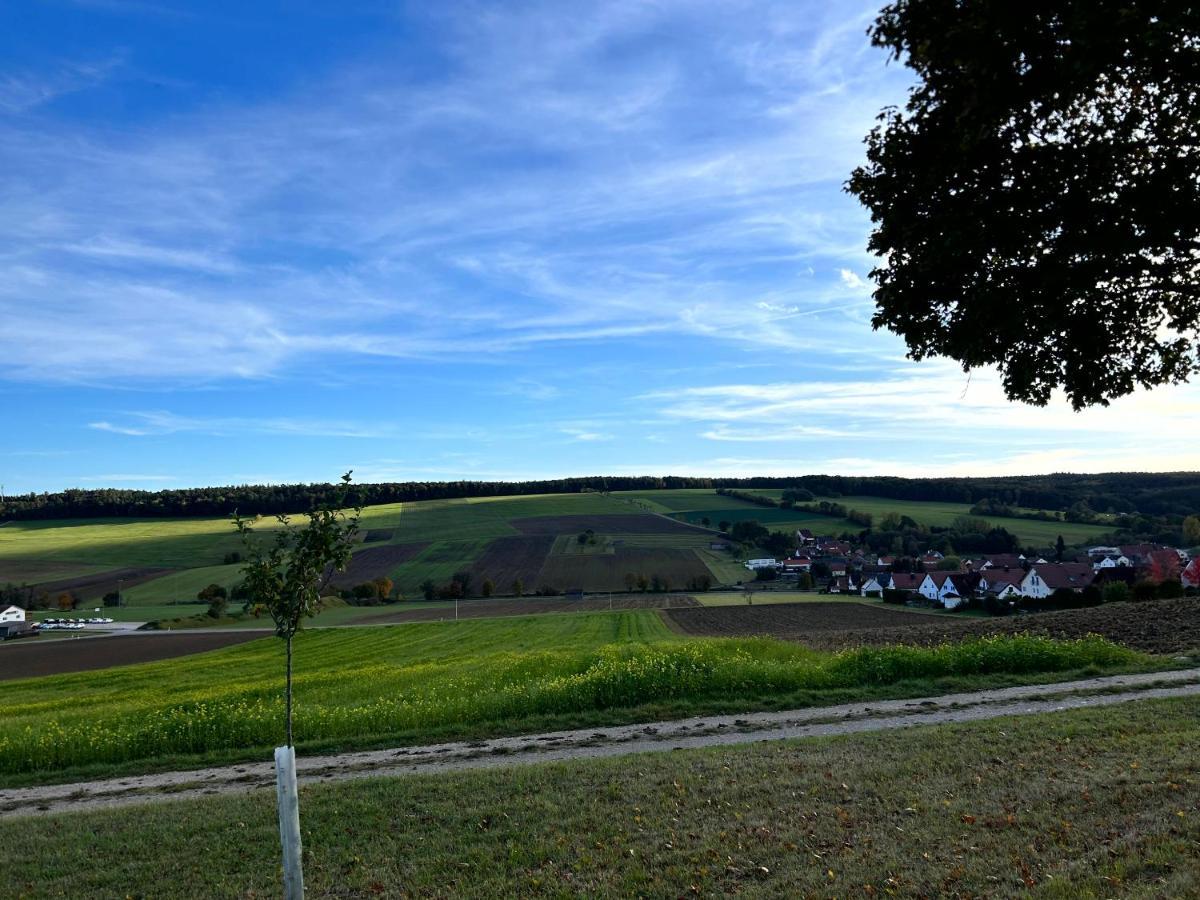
2,0,1197,495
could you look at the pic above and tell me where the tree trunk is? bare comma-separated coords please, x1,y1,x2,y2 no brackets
285,633,294,747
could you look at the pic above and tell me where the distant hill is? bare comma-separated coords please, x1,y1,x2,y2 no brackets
3,471,1198,521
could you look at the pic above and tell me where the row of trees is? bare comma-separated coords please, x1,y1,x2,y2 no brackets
7,473,1198,521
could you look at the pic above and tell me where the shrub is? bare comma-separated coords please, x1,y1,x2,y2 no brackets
1157,579,1184,599
1132,580,1159,602
1101,581,1131,604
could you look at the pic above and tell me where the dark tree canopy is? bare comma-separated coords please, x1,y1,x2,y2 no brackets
848,1,1200,409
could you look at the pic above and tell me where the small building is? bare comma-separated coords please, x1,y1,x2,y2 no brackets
744,558,777,571
781,557,812,573
859,575,891,596
0,605,25,625
796,529,816,546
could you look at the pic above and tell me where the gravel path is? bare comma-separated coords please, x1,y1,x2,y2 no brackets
3,667,1198,820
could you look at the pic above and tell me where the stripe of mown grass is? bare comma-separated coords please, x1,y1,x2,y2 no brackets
3,696,1197,898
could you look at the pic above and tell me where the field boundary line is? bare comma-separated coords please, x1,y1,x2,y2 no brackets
3,668,1198,820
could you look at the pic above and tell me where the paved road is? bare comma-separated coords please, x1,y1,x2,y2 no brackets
3,667,1197,819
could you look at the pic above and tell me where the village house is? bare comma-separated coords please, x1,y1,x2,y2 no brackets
780,556,812,573
1092,554,1131,570
889,573,925,593
0,605,25,624
796,529,816,546
1020,563,1095,599
977,568,1023,599
917,572,967,608
858,574,891,596
744,558,777,571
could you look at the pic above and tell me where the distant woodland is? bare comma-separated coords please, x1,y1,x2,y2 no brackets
3,472,1198,521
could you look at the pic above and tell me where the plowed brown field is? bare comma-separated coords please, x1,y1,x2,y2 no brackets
665,599,1200,654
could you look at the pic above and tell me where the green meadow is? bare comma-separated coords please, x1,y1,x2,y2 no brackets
7,696,1196,898
1,611,1143,784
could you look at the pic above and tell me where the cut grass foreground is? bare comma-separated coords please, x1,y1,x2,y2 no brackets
2,611,1146,782
5,695,1197,898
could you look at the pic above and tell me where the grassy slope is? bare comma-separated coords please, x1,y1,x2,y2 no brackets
6,696,1197,898
745,490,1110,545
1,610,1148,787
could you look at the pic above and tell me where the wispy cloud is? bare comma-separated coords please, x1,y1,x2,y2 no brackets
87,411,402,439
0,0,908,385
0,57,122,113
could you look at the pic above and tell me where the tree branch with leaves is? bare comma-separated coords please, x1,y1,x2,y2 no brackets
234,472,362,747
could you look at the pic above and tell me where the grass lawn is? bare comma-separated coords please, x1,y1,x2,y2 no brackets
5,695,1197,898
120,563,244,604
1,611,1147,787
743,491,1111,546
0,516,258,569
613,488,749,513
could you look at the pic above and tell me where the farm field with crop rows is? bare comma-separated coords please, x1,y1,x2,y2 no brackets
2,487,1120,616
1,610,1146,785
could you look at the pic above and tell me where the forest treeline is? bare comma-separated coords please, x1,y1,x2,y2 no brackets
1,472,1197,521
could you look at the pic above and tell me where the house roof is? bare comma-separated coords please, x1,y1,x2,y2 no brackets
980,567,1023,588
1146,549,1183,577
983,554,1026,570
891,573,924,591
1028,563,1095,590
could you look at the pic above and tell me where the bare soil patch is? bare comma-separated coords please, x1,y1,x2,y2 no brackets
27,566,174,602
0,632,263,682
539,547,712,593
469,536,555,592
666,599,1200,655
511,514,704,535
0,560,109,585
360,593,701,624
329,542,429,589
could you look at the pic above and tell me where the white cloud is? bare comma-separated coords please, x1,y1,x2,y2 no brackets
838,267,868,290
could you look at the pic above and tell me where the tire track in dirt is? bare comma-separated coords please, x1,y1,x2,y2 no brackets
4,668,1197,819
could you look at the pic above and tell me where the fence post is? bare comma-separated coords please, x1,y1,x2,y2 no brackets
275,745,304,900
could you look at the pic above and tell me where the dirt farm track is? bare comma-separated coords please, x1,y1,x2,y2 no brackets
666,598,1200,655
0,632,263,682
